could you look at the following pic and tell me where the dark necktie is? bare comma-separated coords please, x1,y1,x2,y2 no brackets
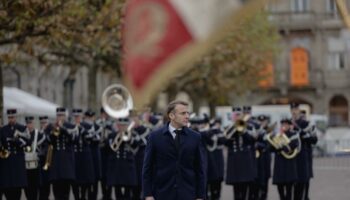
174,129,182,151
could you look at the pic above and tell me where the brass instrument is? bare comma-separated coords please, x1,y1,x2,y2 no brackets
110,121,135,152
225,115,249,139
101,84,133,119
266,122,277,134
43,145,53,171
102,84,135,151
0,148,10,159
235,119,247,133
52,120,63,137
266,132,299,159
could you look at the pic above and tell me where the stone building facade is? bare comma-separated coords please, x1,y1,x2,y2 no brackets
231,0,350,126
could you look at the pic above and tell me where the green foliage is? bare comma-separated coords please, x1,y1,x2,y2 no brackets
168,11,279,107
0,0,125,73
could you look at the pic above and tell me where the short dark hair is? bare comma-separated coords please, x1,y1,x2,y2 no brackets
166,100,189,115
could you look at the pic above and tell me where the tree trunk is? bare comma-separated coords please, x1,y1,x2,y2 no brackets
208,100,216,118
0,63,3,125
88,65,98,111
63,78,75,111
192,96,201,114
167,86,178,103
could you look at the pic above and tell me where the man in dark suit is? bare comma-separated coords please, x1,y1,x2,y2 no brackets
142,100,206,200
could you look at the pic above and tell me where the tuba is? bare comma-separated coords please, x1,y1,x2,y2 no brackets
102,84,135,151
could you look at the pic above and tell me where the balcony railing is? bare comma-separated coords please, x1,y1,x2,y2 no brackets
269,11,343,30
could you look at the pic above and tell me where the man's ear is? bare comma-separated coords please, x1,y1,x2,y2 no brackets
169,112,174,120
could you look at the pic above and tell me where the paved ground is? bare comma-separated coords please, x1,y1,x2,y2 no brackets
12,156,350,200
221,156,350,200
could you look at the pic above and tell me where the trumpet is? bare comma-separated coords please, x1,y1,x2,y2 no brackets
43,145,53,171
225,115,249,139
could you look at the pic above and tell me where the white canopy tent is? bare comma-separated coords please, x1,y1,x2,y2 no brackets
3,87,59,119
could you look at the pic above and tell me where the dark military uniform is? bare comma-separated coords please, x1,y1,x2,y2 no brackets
225,124,256,200
254,121,272,200
106,128,137,199
272,120,299,200
83,109,102,200
245,115,261,200
37,116,51,200
132,124,151,200
0,119,28,200
293,118,318,200
47,108,78,200
96,115,114,200
0,134,4,199
205,127,225,200
24,116,46,200
72,120,96,200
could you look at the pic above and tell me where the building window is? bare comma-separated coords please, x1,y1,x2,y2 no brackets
329,95,348,126
291,0,309,12
290,47,309,86
327,0,338,13
328,52,345,70
259,63,274,88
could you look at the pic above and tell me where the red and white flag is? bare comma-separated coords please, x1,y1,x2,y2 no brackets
123,0,269,108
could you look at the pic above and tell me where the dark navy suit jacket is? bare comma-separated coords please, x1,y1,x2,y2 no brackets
142,124,206,200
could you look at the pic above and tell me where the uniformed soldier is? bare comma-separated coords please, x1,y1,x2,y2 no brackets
106,117,138,199
130,112,152,200
270,118,299,200
189,114,202,132
291,104,318,200
196,114,212,196
24,116,46,200
225,106,256,200
96,107,114,200
300,110,318,200
254,115,272,200
83,109,102,200
242,106,260,200
206,118,225,200
0,120,3,200
72,108,95,200
0,109,29,200
38,116,51,200
47,107,78,200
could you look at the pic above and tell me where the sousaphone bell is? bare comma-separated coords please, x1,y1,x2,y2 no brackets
101,84,133,118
